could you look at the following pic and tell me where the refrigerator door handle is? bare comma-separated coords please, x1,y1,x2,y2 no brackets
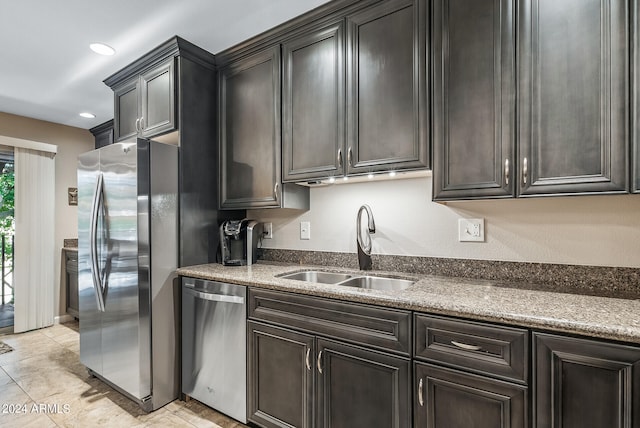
90,173,106,312
183,285,245,305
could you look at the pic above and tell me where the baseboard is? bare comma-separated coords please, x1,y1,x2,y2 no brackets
54,314,74,324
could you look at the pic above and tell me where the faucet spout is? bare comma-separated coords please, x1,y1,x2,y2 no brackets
356,204,375,270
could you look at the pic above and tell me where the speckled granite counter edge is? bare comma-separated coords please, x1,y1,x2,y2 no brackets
260,249,640,299
177,262,640,345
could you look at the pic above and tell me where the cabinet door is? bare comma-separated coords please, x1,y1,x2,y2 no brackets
248,321,314,428
415,362,527,428
219,46,282,209
140,59,176,138
534,333,640,428
282,22,345,182
346,0,429,175
114,78,139,142
316,338,411,428
432,0,515,200
518,0,628,196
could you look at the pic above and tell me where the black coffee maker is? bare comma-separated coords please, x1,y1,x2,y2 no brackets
220,219,263,266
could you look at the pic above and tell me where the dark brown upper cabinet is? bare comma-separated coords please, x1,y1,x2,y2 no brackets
282,22,345,183
346,0,429,176
111,59,176,142
219,45,309,210
432,0,516,200
518,0,628,196
433,0,628,201
89,119,114,149
282,0,428,183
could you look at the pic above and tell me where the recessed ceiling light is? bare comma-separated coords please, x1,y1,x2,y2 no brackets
89,43,115,56
79,112,96,119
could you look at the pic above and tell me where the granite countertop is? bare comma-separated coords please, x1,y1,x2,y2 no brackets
177,261,640,345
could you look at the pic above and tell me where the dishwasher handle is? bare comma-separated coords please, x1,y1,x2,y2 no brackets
183,285,245,304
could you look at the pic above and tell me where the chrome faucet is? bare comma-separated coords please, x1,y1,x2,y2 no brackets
356,204,376,270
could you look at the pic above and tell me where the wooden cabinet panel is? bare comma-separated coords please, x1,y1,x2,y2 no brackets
432,0,515,200
283,22,345,182
518,0,628,195
114,79,138,142
90,120,114,149
219,46,283,209
317,338,411,428
534,333,640,428
248,321,314,428
140,59,176,138
113,59,176,142
346,0,428,174
249,288,411,355
414,314,528,383
415,362,527,428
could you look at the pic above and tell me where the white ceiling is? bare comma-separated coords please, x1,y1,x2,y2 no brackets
0,0,331,130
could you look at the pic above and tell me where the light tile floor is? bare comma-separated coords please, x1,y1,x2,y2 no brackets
0,322,248,428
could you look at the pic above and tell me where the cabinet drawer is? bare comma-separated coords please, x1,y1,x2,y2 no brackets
414,314,528,383
249,288,411,355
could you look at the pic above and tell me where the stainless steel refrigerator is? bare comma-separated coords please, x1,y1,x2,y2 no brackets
77,139,179,412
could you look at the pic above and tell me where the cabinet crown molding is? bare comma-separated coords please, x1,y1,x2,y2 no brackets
103,36,216,88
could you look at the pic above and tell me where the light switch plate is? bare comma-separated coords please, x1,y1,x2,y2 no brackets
458,218,484,242
263,222,273,239
300,221,311,240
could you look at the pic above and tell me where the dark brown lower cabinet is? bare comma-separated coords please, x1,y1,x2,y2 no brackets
316,338,411,428
248,322,411,428
248,321,314,428
414,362,527,428
534,333,640,428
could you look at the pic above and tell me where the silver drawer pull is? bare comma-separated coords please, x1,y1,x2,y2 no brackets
418,378,424,406
305,348,311,371
450,340,483,352
317,350,323,374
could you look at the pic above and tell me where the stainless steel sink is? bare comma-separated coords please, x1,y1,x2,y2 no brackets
278,269,415,291
277,270,353,284
337,276,414,291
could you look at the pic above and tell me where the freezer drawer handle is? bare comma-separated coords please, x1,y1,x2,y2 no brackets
183,286,245,304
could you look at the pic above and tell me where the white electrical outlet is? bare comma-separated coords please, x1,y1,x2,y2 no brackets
300,221,311,240
458,218,485,242
263,222,273,239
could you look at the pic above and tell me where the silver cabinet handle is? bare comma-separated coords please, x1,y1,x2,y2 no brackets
504,158,510,186
274,182,279,202
450,340,483,352
337,148,343,167
347,147,353,167
305,348,311,371
522,157,528,185
418,378,424,407
135,118,140,132
317,350,323,374
140,116,145,131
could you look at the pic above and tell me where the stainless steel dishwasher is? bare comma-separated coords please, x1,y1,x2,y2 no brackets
182,277,247,423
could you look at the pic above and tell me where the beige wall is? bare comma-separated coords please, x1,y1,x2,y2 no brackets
249,175,640,268
0,111,94,317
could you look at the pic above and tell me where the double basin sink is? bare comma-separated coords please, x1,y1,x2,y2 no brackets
277,269,416,291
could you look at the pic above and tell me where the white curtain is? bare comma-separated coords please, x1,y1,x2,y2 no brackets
13,147,55,332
